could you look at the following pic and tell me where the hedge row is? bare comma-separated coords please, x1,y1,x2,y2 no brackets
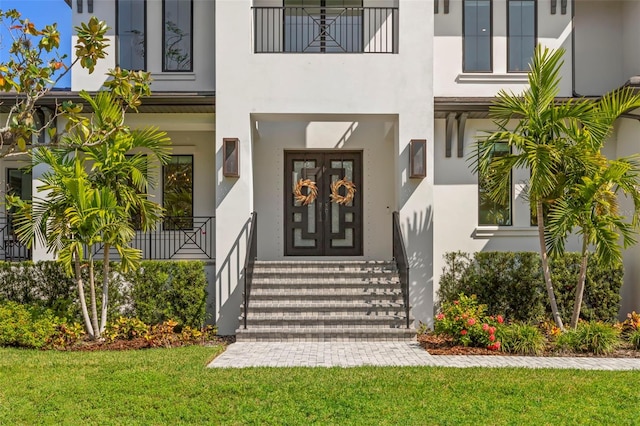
0,261,208,327
438,251,623,323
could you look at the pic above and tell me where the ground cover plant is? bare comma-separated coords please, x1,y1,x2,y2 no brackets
1,346,639,425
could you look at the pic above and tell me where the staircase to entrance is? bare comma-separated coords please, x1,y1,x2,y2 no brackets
236,260,415,342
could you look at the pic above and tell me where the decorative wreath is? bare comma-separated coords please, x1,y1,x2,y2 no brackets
330,177,356,205
293,178,318,206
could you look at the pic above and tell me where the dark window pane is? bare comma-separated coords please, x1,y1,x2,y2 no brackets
163,155,193,229
163,0,192,71
118,0,145,70
464,0,491,72
508,0,535,72
479,143,511,226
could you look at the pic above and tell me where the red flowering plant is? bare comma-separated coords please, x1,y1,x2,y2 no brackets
434,294,504,350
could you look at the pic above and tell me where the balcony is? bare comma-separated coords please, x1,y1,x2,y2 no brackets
253,6,398,54
84,216,215,261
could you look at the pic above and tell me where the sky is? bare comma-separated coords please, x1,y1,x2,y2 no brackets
0,0,72,88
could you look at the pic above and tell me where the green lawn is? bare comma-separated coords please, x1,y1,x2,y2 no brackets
1,345,639,425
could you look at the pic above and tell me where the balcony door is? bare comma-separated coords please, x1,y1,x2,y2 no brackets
285,151,363,256
284,0,363,52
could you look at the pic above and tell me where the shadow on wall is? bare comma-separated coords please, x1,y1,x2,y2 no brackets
405,206,434,328
215,215,252,334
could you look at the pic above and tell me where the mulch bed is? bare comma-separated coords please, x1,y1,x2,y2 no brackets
65,335,236,352
417,332,640,358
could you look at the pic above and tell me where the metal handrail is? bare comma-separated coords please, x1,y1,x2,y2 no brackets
243,212,258,329
0,214,31,262
253,6,398,54
392,211,410,329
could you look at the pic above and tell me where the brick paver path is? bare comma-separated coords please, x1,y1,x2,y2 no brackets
207,342,640,370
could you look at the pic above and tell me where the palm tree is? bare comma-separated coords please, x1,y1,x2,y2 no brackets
8,91,170,339
475,45,640,330
546,153,640,328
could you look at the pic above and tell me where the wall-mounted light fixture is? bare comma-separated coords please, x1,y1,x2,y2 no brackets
223,138,239,177
410,139,426,178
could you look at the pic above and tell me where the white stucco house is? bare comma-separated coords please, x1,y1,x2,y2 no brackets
2,0,640,337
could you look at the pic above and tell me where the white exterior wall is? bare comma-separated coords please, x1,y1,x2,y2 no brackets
71,0,215,92
434,0,573,98
215,0,434,334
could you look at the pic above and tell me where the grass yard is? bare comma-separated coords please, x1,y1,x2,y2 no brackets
1,345,639,425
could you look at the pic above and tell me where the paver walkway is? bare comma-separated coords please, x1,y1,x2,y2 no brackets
208,341,640,370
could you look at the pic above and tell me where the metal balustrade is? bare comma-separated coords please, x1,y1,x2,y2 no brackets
84,216,215,261
254,6,398,53
0,215,31,262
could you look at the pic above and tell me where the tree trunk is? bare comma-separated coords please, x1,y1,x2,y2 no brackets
99,244,110,334
89,258,100,338
537,200,565,331
570,238,589,329
74,250,95,338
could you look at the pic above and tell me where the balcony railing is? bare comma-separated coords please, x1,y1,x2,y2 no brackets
254,6,398,53
0,215,31,262
84,216,214,261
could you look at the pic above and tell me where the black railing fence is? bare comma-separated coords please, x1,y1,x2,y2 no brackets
0,215,31,261
392,211,410,329
254,6,398,53
84,216,214,261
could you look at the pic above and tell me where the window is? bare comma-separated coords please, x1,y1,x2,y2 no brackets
163,155,193,229
478,143,512,226
117,0,146,70
284,0,363,53
163,0,193,71
463,0,492,72
6,168,32,233
508,0,536,72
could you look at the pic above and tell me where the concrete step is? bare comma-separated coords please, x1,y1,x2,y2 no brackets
243,315,407,328
246,301,407,315
235,327,416,342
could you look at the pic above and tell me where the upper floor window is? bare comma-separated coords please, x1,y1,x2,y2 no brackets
163,0,193,71
117,0,146,71
478,142,512,226
508,0,536,72
463,0,492,72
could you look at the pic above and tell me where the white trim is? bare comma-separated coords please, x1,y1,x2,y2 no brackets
456,73,529,84
153,73,197,81
473,226,538,238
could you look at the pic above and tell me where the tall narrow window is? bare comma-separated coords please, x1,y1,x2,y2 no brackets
117,0,146,70
163,155,193,230
163,0,193,71
284,0,363,53
463,0,492,72
6,168,32,233
508,0,536,72
478,143,512,226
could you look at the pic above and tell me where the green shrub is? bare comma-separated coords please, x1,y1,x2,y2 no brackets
0,302,58,349
0,260,208,328
497,323,546,355
126,261,207,327
438,251,622,324
434,294,503,350
556,322,620,355
629,329,640,350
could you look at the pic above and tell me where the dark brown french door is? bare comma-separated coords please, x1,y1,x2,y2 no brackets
284,151,362,256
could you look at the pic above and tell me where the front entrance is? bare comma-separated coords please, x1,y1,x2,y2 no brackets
284,151,362,256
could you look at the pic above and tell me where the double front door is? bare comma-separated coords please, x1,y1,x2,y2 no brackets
284,151,362,256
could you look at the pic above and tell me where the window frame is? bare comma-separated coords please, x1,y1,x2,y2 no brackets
507,0,537,73
162,0,194,72
116,0,147,71
462,0,493,73
162,155,194,230
478,142,513,227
